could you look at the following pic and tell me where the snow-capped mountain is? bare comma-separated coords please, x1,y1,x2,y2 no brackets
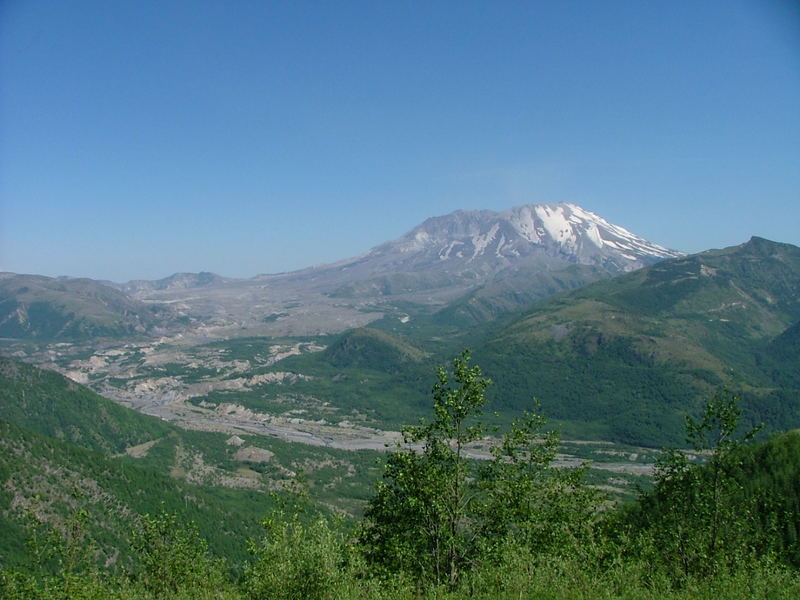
60,202,684,335
273,202,684,318
324,203,682,291
368,203,681,272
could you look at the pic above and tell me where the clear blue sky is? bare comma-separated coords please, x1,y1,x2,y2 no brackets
1,0,798,281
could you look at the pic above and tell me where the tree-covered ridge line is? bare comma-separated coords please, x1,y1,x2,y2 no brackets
0,356,172,454
2,352,800,598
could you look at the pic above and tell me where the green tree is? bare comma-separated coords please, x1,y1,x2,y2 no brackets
242,486,352,600
361,350,599,587
478,409,601,559
0,503,107,600
130,510,227,596
632,390,765,580
361,350,489,586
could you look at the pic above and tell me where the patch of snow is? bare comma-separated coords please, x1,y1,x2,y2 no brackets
562,203,681,259
439,240,462,260
535,205,575,246
470,223,500,260
584,222,604,248
495,234,507,257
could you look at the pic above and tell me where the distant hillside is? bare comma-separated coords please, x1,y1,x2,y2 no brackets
114,271,230,296
472,237,800,445
322,328,429,371
432,261,609,326
763,320,800,388
0,274,172,339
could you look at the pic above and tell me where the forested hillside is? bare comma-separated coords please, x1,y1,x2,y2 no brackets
472,237,800,445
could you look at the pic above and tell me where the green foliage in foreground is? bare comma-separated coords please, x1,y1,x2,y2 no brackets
3,353,800,599
360,351,601,586
3,531,799,600
616,392,770,580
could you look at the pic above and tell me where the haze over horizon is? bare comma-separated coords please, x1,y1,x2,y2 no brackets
2,1,799,282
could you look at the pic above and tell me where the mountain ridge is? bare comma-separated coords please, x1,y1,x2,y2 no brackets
118,202,683,287
323,202,682,292
0,203,686,338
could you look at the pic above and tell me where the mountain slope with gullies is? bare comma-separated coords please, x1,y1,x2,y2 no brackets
368,203,679,272
107,203,682,336
324,202,682,298
472,237,800,446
